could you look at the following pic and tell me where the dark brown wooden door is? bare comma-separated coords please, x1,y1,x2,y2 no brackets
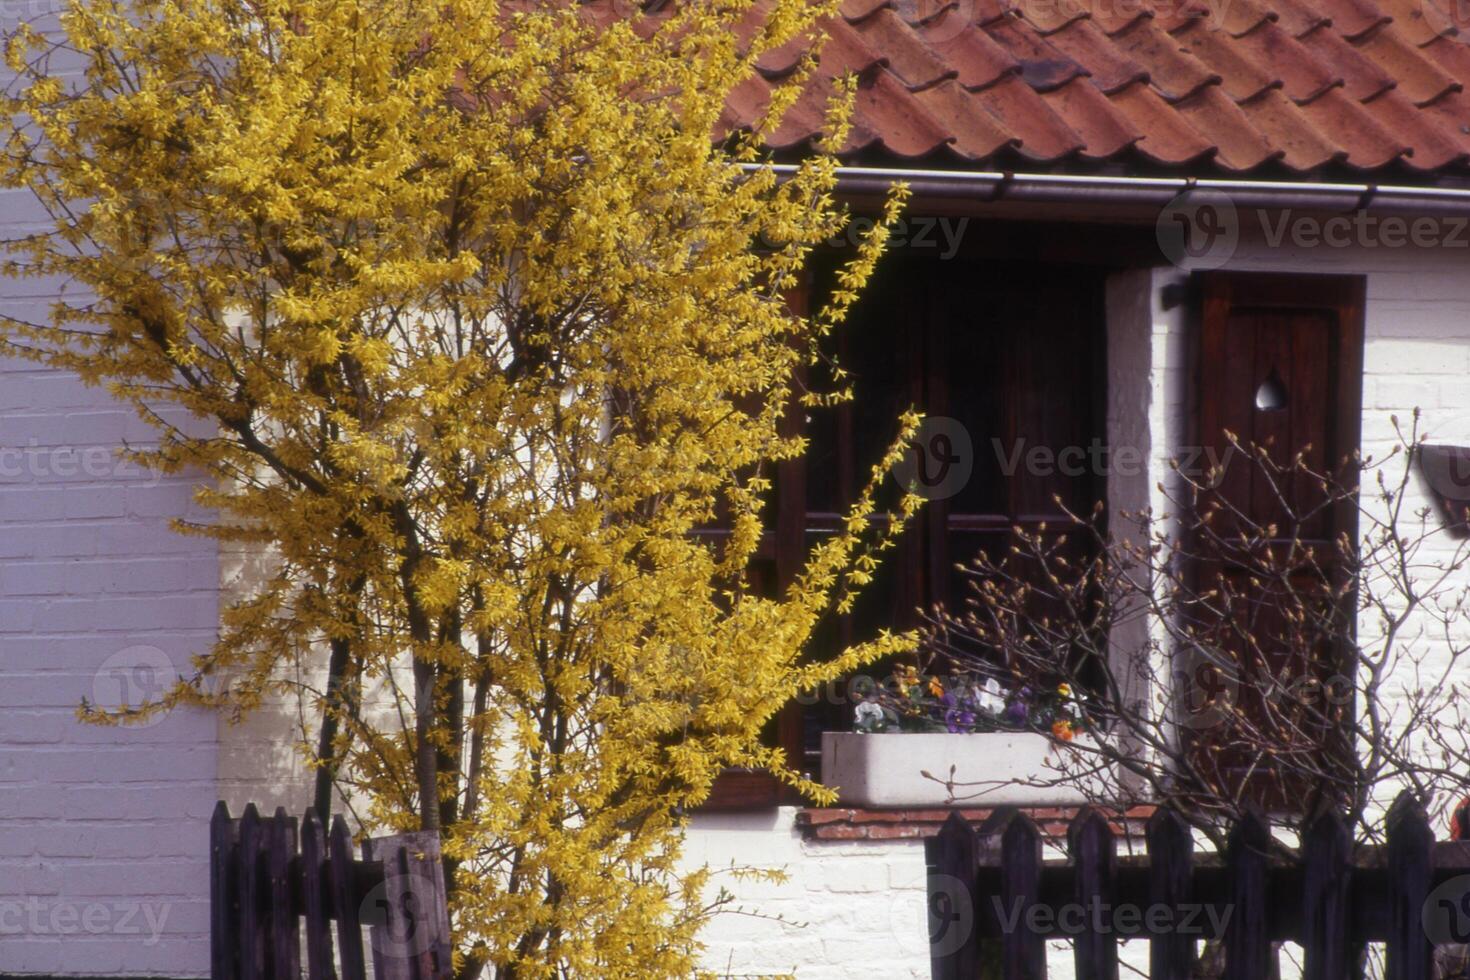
1189,272,1364,808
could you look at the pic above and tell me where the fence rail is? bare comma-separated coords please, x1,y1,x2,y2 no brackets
925,792,1470,980
210,801,452,980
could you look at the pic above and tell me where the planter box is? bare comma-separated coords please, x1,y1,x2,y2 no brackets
820,731,1094,808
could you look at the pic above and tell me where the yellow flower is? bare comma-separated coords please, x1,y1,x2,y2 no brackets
1057,683,1073,698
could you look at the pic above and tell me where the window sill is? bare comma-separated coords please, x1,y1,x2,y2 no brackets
796,805,1157,842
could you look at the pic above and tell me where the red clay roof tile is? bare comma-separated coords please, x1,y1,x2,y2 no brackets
1312,0,1394,41
1265,0,1331,38
1110,18,1223,103
1359,88,1469,168
1172,19,1282,104
1212,0,1279,38
1355,24,1463,105
1042,18,1150,94
699,0,1470,178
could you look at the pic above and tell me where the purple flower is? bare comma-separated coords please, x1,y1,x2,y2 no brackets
945,708,976,733
1004,701,1028,726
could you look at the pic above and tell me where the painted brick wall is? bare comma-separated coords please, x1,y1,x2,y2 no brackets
6,171,1470,978
0,339,220,976
1,5,221,963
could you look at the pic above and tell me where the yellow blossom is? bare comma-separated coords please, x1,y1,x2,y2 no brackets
3,0,913,974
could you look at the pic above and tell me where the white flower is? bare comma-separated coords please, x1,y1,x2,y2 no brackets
854,701,886,731
976,678,1006,714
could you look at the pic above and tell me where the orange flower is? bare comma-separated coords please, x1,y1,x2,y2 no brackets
1051,720,1075,742
927,676,944,697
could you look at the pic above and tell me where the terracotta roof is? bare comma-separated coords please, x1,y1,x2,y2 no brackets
594,0,1470,179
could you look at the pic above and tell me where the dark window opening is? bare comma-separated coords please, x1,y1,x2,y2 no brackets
794,256,1110,776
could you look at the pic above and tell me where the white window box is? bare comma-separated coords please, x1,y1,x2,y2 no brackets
820,731,1095,808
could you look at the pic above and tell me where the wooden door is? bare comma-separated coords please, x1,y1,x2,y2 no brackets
1188,272,1364,808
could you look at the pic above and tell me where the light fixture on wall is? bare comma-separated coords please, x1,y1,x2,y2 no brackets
1254,367,1289,412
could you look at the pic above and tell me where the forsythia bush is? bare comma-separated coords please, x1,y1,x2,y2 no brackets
2,0,916,975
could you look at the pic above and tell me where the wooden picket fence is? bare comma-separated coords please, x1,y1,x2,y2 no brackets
925,792,1470,980
210,801,453,980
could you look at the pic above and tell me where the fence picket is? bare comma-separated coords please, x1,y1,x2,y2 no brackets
1145,806,1193,980
925,812,980,980
237,804,268,980
1223,808,1270,980
329,815,369,980
1301,804,1351,980
1386,792,1434,980
363,831,454,980
1069,808,1118,980
209,801,448,980
210,802,239,980
987,807,1045,980
928,798,1470,980
300,809,337,980
269,809,302,977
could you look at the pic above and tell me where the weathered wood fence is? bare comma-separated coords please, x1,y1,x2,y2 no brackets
926,792,1470,980
210,801,452,980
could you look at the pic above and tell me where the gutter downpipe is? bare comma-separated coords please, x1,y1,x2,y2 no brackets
750,164,1470,217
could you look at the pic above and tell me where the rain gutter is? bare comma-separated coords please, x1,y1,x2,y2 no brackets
751,164,1470,216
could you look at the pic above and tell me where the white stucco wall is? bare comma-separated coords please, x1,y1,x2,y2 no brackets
5,189,1470,977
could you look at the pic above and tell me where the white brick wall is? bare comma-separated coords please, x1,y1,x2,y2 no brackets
0,352,219,977
684,227,1470,978
6,183,1470,976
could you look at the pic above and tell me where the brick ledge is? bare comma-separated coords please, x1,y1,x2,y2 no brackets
796,804,1157,842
